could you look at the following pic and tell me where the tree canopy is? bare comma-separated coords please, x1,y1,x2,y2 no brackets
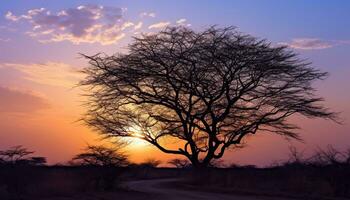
73,144,129,167
81,26,336,168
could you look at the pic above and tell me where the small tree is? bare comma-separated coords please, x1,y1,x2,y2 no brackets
73,144,129,167
286,146,306,166
309,145,347,166
82,26,336,168
29,157,47,166
0,145,33,164
72,143,129,191
0,145,46,166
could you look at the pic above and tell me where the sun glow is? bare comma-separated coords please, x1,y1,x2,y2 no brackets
128,137,149,148
126,126,150,149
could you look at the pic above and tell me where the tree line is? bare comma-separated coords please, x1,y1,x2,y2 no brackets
1,144,349,169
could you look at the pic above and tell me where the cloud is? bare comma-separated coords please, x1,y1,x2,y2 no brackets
0,86,49,114
140,12,156,18
176,18,191,27
2,62,83,87
280,38,333,50
176,18,186,24
5,5,137,45
280,38,350,50
134,22,143,30
5,11,20,21
148,21,170,29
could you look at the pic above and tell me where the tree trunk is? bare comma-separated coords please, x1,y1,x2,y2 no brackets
190,158,210,169
190,160,213,185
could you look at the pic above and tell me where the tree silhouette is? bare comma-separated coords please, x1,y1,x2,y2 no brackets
0,145,46,166
81,26,336,168
29,157,47,166
72,143,129,191
73,144,129,167
0,145,34,164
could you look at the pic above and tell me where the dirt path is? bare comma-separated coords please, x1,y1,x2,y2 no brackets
123,178,286,200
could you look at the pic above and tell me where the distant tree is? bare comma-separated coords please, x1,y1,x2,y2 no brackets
0,145,33,164
0,145,46,166
29,157,47,166
168,158,191,168
309,145,348,166
73,144,129,167
81,26,337,168
286,146,306,166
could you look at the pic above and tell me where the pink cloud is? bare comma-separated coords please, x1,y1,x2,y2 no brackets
148,21,170,29
5,5,135,45
279,38,350,50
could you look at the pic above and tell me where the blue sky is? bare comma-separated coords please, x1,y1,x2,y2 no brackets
1,1,350,65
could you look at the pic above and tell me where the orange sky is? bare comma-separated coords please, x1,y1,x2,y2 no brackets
0,63,348,166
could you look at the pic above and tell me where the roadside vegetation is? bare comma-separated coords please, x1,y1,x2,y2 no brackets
0,145,349,199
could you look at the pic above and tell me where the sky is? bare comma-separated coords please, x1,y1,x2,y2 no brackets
0,0,349,166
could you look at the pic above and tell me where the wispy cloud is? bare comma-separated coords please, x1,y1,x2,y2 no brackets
5,11,20,21
134,22,143,30
140,12,156,18
280,38,350,50
2,62,83,88
5,5,137,45
176,18,191,27
176,18,186,24
0,86,49,114
148,21,170,29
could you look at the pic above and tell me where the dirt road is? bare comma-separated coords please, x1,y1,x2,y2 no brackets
124,178,287,200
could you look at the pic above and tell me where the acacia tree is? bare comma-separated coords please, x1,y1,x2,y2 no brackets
81,26,336,168
0,145,46,166
0,146,34,164
73,144,129,167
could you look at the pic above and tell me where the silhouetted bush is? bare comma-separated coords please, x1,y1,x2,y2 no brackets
70,144,129,191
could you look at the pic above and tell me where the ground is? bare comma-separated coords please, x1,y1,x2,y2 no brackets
0,166,349,199
123,178,293,200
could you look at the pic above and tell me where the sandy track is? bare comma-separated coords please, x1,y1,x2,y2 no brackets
124,178,284,200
